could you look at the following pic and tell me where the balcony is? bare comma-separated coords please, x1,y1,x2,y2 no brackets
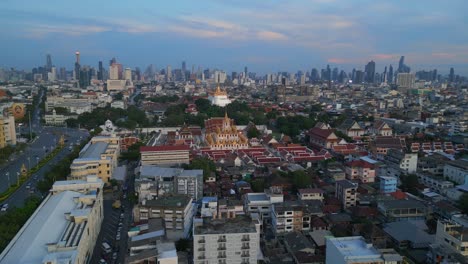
217,254,227,259
241,253,250,257
198,247,205,252
241,237,250,242
198,239,205,243
218,237,227,242
197,255,205,260
217,247,227,251
242,245,250,249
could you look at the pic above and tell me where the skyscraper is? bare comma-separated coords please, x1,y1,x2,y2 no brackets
74,51,81,83
332,67,338,81
124,68,132,81
244,66,248,78
46,54,52,71
98,61,103,80
449,67,455,82
365,60,376,83
166,65,172,82
388,65,393,84
397,56,410,73
383,66,387,83
75,51,80,65
109,63,122,80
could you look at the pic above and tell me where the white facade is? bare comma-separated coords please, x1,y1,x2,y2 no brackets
444,160,468,185
244,191,283,219
434,218,468,257
208,93,231,107
0,177,104,264
193,216,260,264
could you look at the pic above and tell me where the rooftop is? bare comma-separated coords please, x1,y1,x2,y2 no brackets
140,145,190,152
143,195,192,209
336,180,358,189
80,141,109,159
0,191,95,264
194,215,257,235
379,199,426,210
327,236,383,261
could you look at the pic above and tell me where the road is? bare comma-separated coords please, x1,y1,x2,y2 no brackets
0,88,89,209
90,163,136,264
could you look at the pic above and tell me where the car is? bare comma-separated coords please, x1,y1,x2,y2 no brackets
118,222,123,227
26,185,31,189
99,259,107,264
112,252,118,260
120,213,124,218
116,234,121,241
1,204,8,212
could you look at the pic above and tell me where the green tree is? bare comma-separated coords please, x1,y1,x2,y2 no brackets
65,118,79,128
184,157,216,180
400,174,419,195
114,92,124,100
458,193,468,214
291,170,311,189
54,107,69,115
247,126,260,139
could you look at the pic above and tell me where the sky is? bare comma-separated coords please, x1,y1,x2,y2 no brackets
1,0,468,75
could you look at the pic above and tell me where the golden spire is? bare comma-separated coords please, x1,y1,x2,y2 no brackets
216,84,221,93
224,110,229,120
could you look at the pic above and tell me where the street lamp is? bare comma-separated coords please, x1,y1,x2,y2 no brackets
27,157,31,170
36,156,39,166
16,172,20,186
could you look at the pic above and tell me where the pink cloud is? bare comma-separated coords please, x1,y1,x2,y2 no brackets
431,52,456,59
327,58,352,64
372,53,397,60
256,30,287,41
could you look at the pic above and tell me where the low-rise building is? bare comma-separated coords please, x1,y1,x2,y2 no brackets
70,135,120,183
379,176,397,194
133,195,194,240
335,180,358,209
271,200,323,234
337,119,365,139
0,177,104,264
0,114,16,148
444,160,468,185
345,160,377,183
434,217,468,258
135,166,203,202
325,236,385,264
44,109,78,126
298,188,324,201
193,215,260,264
416,173,454,194
244,187,284,220
140,145,190,166
377,199,428,222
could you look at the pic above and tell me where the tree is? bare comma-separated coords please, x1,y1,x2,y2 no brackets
400,174,419,195
175,238,191,251
247,126,260,139
114,92,123,100
54,107,69,115
291,170,311,189
184,157,216,180
458,193,468,214
65,118,79,128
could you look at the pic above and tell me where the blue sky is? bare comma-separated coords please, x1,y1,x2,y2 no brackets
1,0,467,75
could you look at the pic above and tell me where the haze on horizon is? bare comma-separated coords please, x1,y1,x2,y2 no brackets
0,0,467,75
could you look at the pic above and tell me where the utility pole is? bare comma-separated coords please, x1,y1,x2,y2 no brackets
6,172,10,187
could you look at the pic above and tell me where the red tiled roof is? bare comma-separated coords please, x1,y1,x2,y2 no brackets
346,160,375,169
140,145,190,152
390,190,406,200
308,127,334,139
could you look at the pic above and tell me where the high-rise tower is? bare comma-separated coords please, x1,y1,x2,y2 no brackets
46,54,52,70
75,51,80,64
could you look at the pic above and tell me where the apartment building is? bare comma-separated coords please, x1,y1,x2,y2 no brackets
244,187,284,220
271,200,323,235
379,176,397,194
193,215,260,264
0,176,104,264
140,145,190,166
416,173,454,194
335,180,358,209
385,149,418,174
0,114,16,148
133,195,194,240
136,166,203,202
444,160,468,185
434,218,468,257
345,160,377,183
70,135,120,183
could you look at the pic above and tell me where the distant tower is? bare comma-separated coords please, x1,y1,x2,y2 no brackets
98,61,103,80
388,65,393,84
365,60,376,83
166,65,172,81
75,51,80,64
449,67,455,82
46,54,52,70
125,68,132,81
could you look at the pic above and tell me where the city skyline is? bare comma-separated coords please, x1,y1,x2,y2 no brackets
1,0,468,74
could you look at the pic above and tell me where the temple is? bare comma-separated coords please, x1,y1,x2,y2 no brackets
208,85,231,107
204,113,248,150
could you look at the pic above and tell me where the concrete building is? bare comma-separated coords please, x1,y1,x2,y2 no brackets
244,187,284,220
297,188,324,201
434,218,468,258
271,200,323,235
135,166,203,201
377,199,428,222
345,160,377,183
44,109,77,126
396,73,415,89
444,160,468,185
335,180,358,209
0,114,16,148
379,176,397,194
133,195,194,240
0,176,104,264
193,215,260,264
326,236,385,264
70,136,120,183
385,149,418,175
140,145,190,166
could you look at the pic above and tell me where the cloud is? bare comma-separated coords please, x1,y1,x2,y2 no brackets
256,30,287,41
327,58,353,64
25,24,109,38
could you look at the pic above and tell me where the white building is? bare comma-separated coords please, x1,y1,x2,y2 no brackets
44,109,78,126
326,236,385,264
0,177,104,264
193,215,260,264
244,187,284,220
444,160,468,185
0,114,16,147
208,85,231,107
396,73,415,89
434,217,468,258
336,180,358,209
